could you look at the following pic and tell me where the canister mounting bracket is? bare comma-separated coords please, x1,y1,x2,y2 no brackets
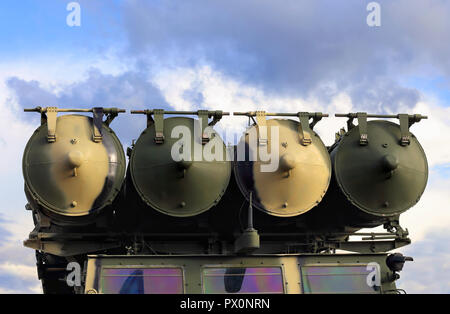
233,111,328,146
130,109,230,145
24,107,125,143
336,112,428,146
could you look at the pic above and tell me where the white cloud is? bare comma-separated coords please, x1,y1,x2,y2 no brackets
0,263,37,281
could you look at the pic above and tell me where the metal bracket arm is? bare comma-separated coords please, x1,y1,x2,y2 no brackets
152,109,165,144
46,107,58,143
255,111,268,146
92,107,104,143
398,113,426,146
198,110,210,145
297,112,313,146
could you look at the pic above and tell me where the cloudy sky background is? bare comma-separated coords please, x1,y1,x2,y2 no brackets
0,0,449,293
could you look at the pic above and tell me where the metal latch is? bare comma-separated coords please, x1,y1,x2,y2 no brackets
233,110,268,146
255,111,268,147
92,107,104,143
357,112,368,146
297,112,312,146
197,110,210,145
336,112,368,145
46,107,58,143
153,109,165,144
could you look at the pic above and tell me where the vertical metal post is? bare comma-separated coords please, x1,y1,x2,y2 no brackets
248,192,254,230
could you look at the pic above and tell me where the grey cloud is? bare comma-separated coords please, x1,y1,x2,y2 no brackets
345,78,422,112
6,78,59,108
7,69,170,146
57,68,165,107
121,0,449,110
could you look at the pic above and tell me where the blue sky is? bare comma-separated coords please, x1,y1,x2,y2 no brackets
0,0,123,57
0,0,449,293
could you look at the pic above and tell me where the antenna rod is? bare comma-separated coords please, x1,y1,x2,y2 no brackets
248,192,254,230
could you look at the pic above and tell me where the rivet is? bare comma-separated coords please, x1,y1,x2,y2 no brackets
71,201,77,207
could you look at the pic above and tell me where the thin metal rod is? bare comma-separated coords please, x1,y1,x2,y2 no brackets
24,107,126,113
131,110,230,115
248,192,254,230
335,113,428,119
234,112,328,118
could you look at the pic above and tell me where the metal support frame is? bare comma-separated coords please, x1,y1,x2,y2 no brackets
24,107,125,143
130,109,230,145
336,112,427,146
234,111,328,147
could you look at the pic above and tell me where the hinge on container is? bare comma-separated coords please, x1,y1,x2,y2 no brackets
233,111,328,147
357,112,368,145
398,114,427,146
24,107,125,143
297,112,312,146
398,114,410,146
46,107,58,143
337,112,427,147
198,110,210,145
152,109,165,144
131,109,229,145
92,107,104,143
343,112,368,145
255,111,268,147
